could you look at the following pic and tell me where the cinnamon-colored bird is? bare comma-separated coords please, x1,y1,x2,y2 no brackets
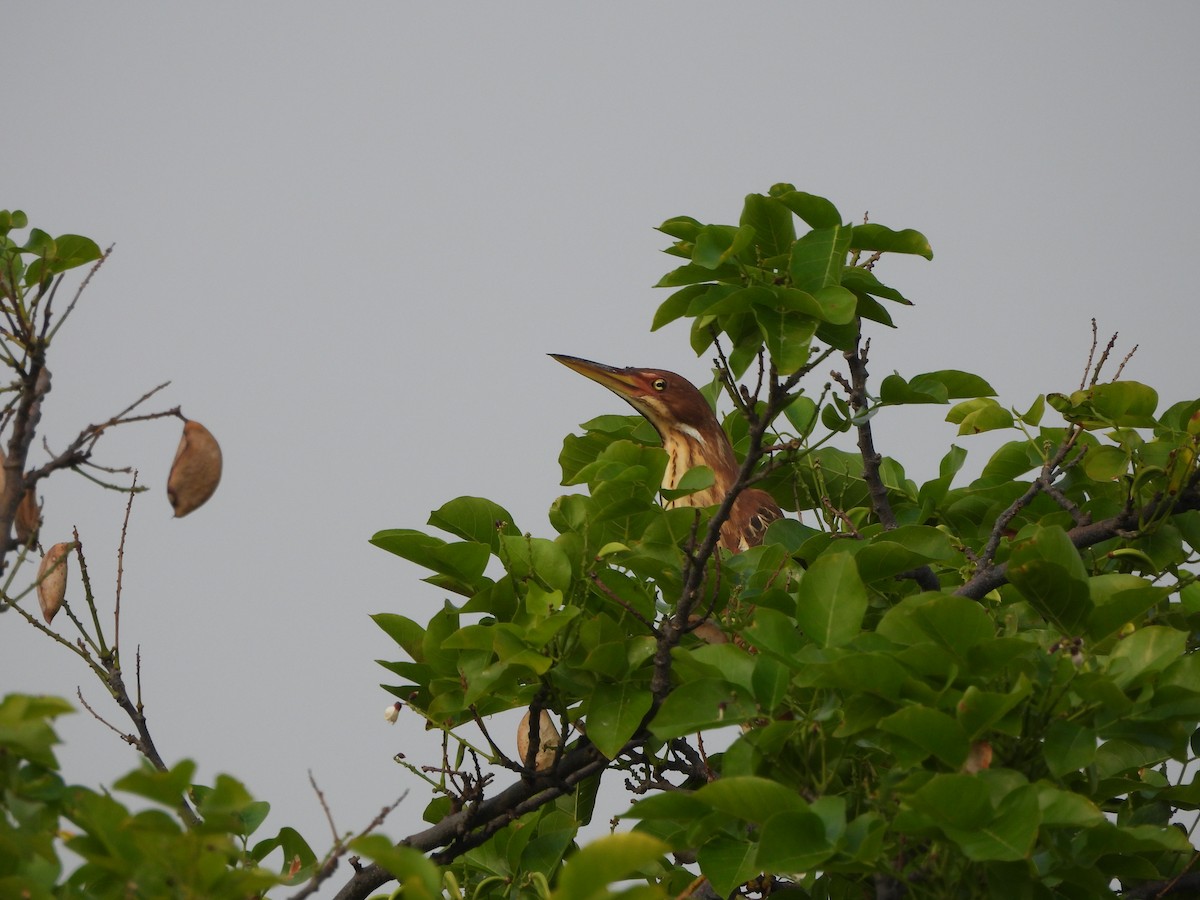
551,354,783,552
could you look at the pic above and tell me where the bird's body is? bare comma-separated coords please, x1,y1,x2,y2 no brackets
551,354,783,552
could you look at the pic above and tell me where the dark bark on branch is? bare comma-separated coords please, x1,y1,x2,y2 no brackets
956,489,1200,600
844,339,939,593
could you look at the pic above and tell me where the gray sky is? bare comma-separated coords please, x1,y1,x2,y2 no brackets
6,4,1198,891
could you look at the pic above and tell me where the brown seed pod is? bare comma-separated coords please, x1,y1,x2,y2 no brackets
516,709,561,772
15,487,40,546
37,542,71,624
167,420,222,517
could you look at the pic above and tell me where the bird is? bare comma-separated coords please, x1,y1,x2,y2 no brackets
551,354,783,553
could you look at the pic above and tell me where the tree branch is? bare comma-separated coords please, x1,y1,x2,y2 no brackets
843,336,939,592
956,487,1200,601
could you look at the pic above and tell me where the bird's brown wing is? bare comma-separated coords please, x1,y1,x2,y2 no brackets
721,488,785,553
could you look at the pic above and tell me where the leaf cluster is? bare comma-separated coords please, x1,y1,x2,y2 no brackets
365,188,1200,900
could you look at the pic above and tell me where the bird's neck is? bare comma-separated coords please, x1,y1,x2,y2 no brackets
658,425,738,509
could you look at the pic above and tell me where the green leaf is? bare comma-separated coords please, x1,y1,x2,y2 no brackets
1043,720,1097,777
980,440,1041,481
370,529,492,595
22,228,53,256
788,225,849,293
1036,783,1103,828
849,223,934,260
908,774,993,829
955,679,1032,739
1047,381,1159,429
739,193,796,259
1020,394,1046,426
782,395,817,436
373,613,426,661
624,791,710,821
941,784,1040,862
657,215,703,241
840,266,913,304
251,826,318,879
755,808,834,872
586,682,652,759
774,190,842,229
880,373,948,405
47,234,102,272
1083,444,1129,482
912,370,996,399
946,398,1015,435
500,535,574,593
0,694,73,768
1087,574,1169,642
0,209,29,232
659,465,715,501
812,285,857,324
752,305,816,376
428,496,519,553
693,224,751,269
697,776,808,821
655,262,729,288
651,284,709,331
795,551,867,648
1107,625,1187,689
697,834,760,899
351,836,442,900
878,706,968,768
648,678,757,739
1007,525,1093,634
556,833,666,900
114,760,197,809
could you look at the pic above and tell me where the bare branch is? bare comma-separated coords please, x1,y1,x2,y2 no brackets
114,472,138,653
957,485,1200,601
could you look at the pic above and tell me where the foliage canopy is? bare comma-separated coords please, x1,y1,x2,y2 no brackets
4,187,1200,899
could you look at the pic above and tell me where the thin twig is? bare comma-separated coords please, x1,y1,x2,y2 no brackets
44,245,113,344
709,331,750,416
1113,343,1139,381
1090,330,1120,387
310,771,341,845
589,571,659,635
114,471,138,653
1080,319,1099,391
290,789,408,900
76,687,135,745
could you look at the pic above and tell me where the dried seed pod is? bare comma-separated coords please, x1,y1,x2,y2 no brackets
15,487,40,546
37,542,70,624
688,614,728,646
516,709,560,772
167,420,222,517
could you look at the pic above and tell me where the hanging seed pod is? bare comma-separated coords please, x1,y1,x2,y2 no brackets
15,487,40,546
516,709,560,772
167,420,222,517
37,542,70,624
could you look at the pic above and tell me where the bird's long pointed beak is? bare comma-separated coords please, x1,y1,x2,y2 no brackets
550,353,642,398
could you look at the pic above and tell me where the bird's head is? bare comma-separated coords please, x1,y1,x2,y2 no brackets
550,354,720,443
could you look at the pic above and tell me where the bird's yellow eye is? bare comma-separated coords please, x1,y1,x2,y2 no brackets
652,378,667,392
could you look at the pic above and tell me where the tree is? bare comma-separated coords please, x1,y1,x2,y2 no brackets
4,186,1200,899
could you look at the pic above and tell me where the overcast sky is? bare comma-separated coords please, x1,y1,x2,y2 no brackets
6,4,1198,893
